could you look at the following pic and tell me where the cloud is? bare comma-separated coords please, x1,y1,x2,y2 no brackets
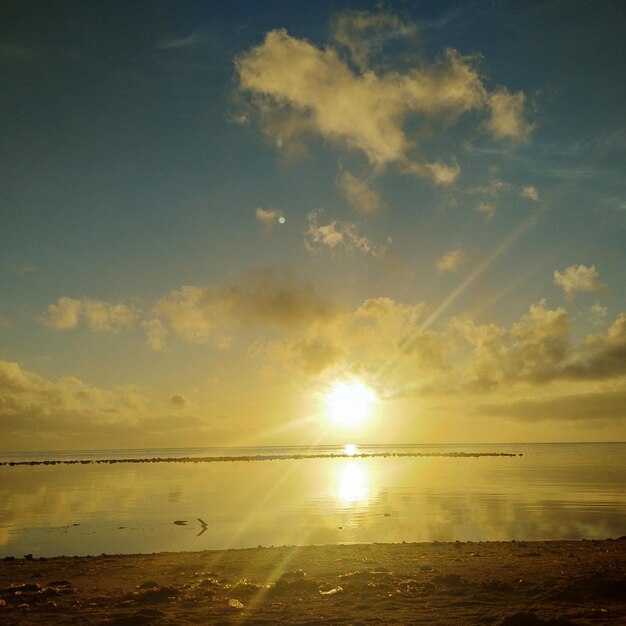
590,303,608,319
475,201,495,222
0,359,146,433
338,171,381,214
235,17,533,183
42,297,137,333
520,185,539,201
330,10,416,71
454,301,626,389
423,161,461,185
169,393,189,409
255,207,284,231
305,211,387,257
505,299,571,384
0,360,224,450
251,295,436,384
564,313,626,380
467,180,510,196
147,266,337,348
486,88,534,141
435,249,466,272
553,264,605,295
477,388,626,422
157,33,204,50
142,318,168,351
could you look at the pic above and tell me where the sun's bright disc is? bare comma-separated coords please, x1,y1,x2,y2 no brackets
325,380,376,427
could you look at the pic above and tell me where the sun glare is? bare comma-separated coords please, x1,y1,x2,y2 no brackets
325,380,377,428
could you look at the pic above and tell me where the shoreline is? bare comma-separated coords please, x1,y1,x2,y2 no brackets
1,539,624,624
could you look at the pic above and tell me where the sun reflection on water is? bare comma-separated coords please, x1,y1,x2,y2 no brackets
336,461,369,505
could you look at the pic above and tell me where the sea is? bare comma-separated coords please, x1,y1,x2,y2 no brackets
1,442,624,557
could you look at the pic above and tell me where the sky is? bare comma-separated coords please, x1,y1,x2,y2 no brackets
1,0,625,451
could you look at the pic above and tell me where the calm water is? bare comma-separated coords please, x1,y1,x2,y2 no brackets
1,443,624,557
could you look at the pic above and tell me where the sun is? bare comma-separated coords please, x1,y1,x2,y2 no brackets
325,380,377,428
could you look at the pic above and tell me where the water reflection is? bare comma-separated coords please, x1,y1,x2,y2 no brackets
0,443,625,557
336,461,369,505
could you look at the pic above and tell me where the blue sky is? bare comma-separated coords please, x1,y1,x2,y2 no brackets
1,0,625,450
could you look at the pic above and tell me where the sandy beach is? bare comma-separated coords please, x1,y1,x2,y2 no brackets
1,539,624,625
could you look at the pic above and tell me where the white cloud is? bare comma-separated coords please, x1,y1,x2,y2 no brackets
554,264,605,295
520,185,539,201
305,211,387,257
436,249,465,272
475,201,495,222
338,171,381,213
42,297,137,333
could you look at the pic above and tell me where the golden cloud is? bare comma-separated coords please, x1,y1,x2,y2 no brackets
42,297,137,333
236,15,533,184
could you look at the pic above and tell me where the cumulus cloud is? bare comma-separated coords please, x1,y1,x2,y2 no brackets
554,264,605,295
520,185,539,201
0,360,145,439
255,207,284,231
435,249,466,272
251,296,435,385
305,211,387,257
42,297,137,333
235,16,533,184
505,299,571,384
147,266,336,348
564,313,626,380
338,171,381,213
0,360,224,450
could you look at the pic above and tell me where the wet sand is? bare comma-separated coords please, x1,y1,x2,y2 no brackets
1,539,624,624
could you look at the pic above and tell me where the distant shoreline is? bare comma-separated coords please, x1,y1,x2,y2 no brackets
0,450,521,467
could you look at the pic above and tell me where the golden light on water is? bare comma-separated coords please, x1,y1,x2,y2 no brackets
336,462,369,505
344,443,358,456
325,380,377,428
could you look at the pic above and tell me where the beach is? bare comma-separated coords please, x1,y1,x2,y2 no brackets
1,538,624,625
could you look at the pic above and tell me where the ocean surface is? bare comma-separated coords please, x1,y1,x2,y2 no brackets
1,442,624,557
